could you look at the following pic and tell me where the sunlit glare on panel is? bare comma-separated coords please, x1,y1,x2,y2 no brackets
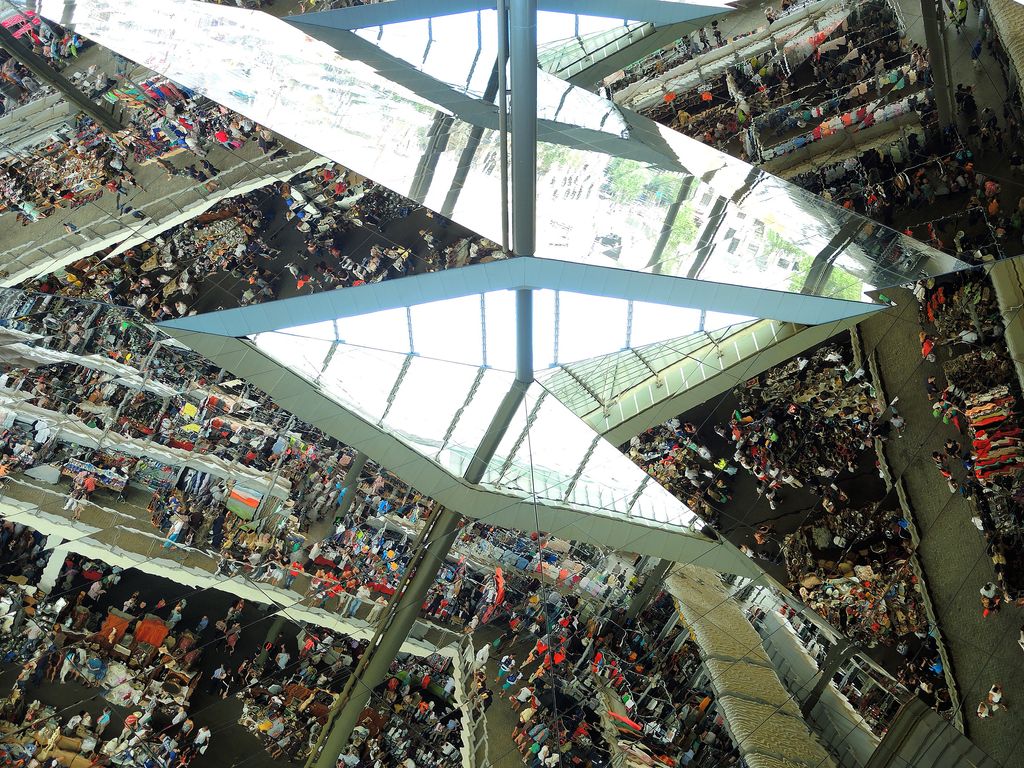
437,367,516,476
483,290,518,371
251,331,332,380
409,294,485,366
632,480,698,527
337,306,410,355
629,302,703,348
318,345,409,423
549,291,629,366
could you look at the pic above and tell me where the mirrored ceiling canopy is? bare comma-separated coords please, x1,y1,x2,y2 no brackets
39,0,973,313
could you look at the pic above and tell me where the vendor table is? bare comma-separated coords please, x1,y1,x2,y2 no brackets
62,458,126,492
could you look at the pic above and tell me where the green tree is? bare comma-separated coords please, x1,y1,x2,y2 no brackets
604,157,651,203
656,203,699,274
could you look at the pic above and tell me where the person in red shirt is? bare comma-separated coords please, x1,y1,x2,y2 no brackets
283,561,304,589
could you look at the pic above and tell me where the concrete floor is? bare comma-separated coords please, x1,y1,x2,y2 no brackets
859,287,1024,766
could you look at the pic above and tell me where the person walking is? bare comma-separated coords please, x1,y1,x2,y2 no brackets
208,664,227,694
980,582,1001,616
971,39,983,70
193,726,211,755
987,683,1007,711
95,707,112,737
348,584,370,617
283,560,304,590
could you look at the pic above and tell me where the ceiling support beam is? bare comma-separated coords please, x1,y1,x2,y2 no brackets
563,434,602,501
463,286,535,485
559,362,607,410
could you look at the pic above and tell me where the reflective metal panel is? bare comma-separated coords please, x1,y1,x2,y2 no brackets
42,0,971,307
352,9,633,135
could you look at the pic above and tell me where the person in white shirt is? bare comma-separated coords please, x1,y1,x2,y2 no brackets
171,706,187,727
193,726,211,754
474,643,489,669
987,683,1007,711
366,597,387,626
956,329,979,345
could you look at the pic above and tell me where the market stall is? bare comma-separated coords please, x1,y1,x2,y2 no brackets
0,391,291,502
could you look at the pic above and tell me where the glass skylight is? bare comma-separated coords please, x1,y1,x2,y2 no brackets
250,321,700,529
250,289,757,372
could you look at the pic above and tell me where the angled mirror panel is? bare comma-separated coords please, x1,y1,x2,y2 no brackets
339,307,413,355
245,288,752,375
483,290,519,371
409,293,486,366
476,382,698,525
350,9,631,134
251,330,332,380
630,304,703,347
488,386,594,499
46,0,971,304
316,345,410,422
38,0,447,205
354,12,497,98
651,124,967,290
545,290,629,366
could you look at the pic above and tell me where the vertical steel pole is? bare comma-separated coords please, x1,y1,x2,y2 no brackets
626,559,671,619
509,0,537,259
496,0,511,253
516,288,533,384
334,451,369,520
309,508,462,768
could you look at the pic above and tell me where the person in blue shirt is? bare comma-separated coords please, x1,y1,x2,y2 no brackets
96,708,112,737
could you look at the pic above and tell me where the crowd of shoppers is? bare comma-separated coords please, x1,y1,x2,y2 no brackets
628,341,958,719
